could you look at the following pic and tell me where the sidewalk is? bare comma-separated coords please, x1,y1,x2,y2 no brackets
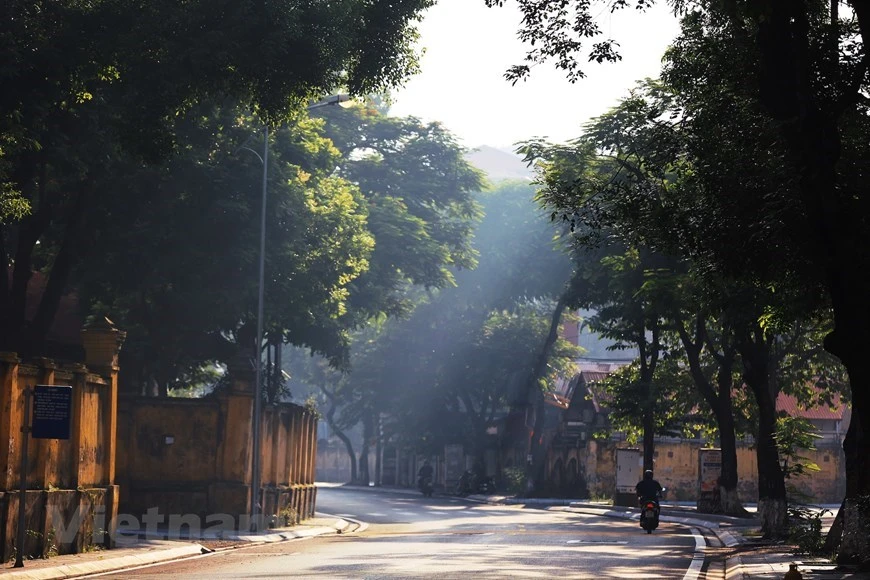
0,516,357,579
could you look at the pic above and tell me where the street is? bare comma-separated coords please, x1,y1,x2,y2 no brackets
98,485,706,579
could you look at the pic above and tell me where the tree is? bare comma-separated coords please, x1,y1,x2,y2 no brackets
72,103,373,394
298,178,577,483
313,103,486,320
1,0,434,356
489,0,870,559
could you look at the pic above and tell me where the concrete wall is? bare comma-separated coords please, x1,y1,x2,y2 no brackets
117,370,318,530
0,318,124,560
546,437,846,504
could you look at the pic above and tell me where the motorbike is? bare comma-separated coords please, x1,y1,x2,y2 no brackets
455,470,497,496
418,475,434,497
639,488,665,534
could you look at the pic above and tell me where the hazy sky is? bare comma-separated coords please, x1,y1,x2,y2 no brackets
388,0,681,150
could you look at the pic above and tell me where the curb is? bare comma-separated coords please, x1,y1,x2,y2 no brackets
724,554,745,580
0,543,205,580
0,517,356,579
184,518,356,546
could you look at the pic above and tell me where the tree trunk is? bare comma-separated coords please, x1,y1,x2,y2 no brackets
30,181,90,349
637,326,660,474
375,414,383,487
526,390,550,496
523,294,568,495
825,317,870,563
2,157,49,353
756,2,869,558
755,390,788,538
339,431,358,484
739,329,788,539
642,399,655,473
823,497,846,555
678,319,748,516
834,392,870,564
318,384,357,483
717,400,749,516
358,413,373,486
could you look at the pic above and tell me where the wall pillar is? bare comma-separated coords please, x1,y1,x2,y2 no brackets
210,352,255,525
0,352,21,491
35,359,58,489
80,317,125,485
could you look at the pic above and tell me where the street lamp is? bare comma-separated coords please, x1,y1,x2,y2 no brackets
248,94,351,532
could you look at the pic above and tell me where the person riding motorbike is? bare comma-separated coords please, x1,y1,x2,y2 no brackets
635,469,663,502
418,459,434,481
417,460,434,496
635,469,663,528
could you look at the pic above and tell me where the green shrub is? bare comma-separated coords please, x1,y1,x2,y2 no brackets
788,504,830,556
501,467,526,495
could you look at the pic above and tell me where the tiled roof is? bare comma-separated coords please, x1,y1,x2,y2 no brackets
776,391,847,420
580,370,610,384
543,391,571,409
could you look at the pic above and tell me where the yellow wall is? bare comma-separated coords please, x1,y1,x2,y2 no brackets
117,391,319,526
0,337,121,560
549,437,846,504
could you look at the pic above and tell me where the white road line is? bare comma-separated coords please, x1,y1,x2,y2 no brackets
682,527,706,580
566,540,629,545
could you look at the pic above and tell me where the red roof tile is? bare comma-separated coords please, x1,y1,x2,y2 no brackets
776,391,846,420
581,370,610,384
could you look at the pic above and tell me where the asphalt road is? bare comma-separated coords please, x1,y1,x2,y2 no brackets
101,485,704,579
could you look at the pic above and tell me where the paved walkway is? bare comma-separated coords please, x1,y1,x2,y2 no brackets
0,516,357,579
1,488,867,579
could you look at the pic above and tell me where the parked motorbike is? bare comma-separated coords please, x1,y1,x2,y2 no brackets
418,476,434,497
477,476,497,494
455,470,497,496
639,488,665,534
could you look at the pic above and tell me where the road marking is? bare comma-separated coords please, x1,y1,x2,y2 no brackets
682,527,706,580
566,539,629,544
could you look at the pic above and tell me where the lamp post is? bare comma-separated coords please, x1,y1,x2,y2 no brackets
247,94,351,532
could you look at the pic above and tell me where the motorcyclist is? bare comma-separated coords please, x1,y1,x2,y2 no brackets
417,460,434,484
636,469,663,501
635,469,663,515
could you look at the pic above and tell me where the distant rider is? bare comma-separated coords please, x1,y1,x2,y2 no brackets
635,469,663,509
418,459,434,483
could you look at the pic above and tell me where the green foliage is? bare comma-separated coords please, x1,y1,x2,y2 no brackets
775,415,822,480
787,505,831,557
0,0,434,356
72,103,373,390
501,466,527,495
166,368,222,399
314,102,486,319
291,178,576,461
0,187,29,223
303,395,322,420
593,354,698,442
482,0,643,83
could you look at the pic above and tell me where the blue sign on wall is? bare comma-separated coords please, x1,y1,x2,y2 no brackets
32,385,72,440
